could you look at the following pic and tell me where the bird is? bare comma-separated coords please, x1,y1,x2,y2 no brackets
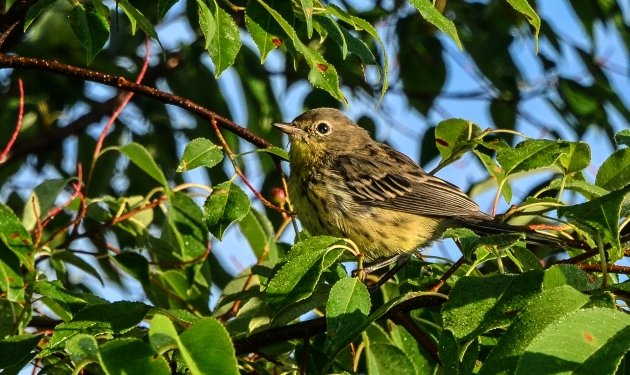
273,108,581,268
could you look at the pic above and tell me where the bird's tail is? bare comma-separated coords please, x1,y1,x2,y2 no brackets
458,216,591,251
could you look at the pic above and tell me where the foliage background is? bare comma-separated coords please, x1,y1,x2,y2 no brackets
0,0,629,373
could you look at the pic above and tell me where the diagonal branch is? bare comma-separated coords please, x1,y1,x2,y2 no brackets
0,53,272,149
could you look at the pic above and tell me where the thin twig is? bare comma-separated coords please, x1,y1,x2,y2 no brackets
428,256,465,293
0,79,24,163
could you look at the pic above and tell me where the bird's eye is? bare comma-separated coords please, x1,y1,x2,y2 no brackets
316,122,330,135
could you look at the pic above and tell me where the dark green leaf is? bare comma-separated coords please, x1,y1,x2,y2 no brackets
0,334,42,370
51,250,103,284
558,185,630,261
177,137,223,172
24,0,58,31
497,139,568,176
204,181,250,239
117,0,160,41
325,278,370,355
157,0,178,21
614,129,630,147
557,141,591,174
266,236,342,315
69,5,110,64
100,338,170,375
442,271,544,340
595,148,630,191
543,264,600,292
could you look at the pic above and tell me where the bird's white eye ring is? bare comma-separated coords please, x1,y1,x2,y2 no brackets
316,122,330,135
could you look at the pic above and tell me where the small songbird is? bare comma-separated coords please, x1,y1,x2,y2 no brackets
274,108,576,264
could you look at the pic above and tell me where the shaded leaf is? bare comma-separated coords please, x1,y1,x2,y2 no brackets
69,5,110,64
325,278,370,355
595,148,630,191
204,181,250,240
118,143,168,187
100,338,170,375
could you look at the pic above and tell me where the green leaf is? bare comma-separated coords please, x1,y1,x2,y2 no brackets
40,301,149,356
204,181,250,239
118,142,168,187
546,177,608,200
595,148,630,191
258,146,289,161
325,278,371,355
65,334,99,363
614,129,630,147
365,342,417,375
100,338,170,375
505,0,541,52
325,4,389,102
69,5,110,64
266,236,342,315
558,185,630,261
0,203,35,271
556,141,591,174
442,271,544,340
117,0,160,41
408,0,463,50
238,208,279,262
515,308,630,374
196,0,216,53
300,0,314,38
0,334,42,370
245,0,284,62
51,250,104,284
256,0,345,103
34,280,87,306
24,0,58,31
543,264,600,292
177,137,223,172
22,178,69,231
179,318,239,375
497,139,567,176
206,1,241,77
434,118,482,161
165,191,209,260
325,291,445,364
480,285,589,375
149,314,178,353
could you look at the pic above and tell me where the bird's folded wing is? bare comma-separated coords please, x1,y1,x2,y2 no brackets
333,151,484,218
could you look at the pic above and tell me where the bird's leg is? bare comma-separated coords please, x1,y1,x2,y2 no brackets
352,254,412,289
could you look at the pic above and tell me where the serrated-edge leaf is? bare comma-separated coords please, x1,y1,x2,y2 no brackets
0,203,35,271
300,0,314,38
208,2,241,77
325,277,371,354
614,129,630,147
204,181,250,240
177,137,223,172
117,0,159,40
69,5,110,65
257,0,345,103
149,314,178,353
408,0,463,50
196,0,216,50
595,148,630,191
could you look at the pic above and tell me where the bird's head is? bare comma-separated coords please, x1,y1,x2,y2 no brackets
274,108,371,166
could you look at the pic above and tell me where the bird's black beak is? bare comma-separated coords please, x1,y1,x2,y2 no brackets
273,122,303,136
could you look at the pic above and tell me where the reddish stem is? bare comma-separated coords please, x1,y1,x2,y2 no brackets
0,78,24,163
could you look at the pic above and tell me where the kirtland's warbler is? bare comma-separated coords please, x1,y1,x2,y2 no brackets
274,108,577,262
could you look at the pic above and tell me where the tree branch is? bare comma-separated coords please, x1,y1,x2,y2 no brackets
0,54,272,149
233,294,445,355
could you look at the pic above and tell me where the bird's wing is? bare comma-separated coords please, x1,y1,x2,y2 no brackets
332,145,484,218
